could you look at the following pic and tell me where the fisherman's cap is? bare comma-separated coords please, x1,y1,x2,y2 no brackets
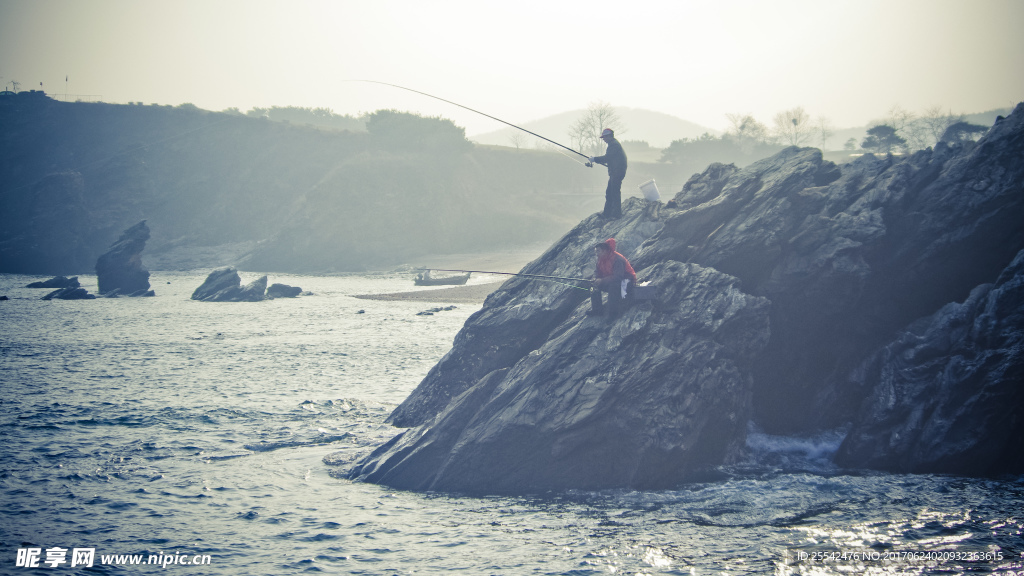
600,128,614,138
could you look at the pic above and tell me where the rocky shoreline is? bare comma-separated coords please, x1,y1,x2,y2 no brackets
348,103,1024,494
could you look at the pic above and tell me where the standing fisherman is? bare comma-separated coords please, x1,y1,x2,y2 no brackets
589,128,628,219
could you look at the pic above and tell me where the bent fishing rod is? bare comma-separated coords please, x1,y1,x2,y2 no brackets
419,268,592,293
417,268,591,283
346,80,591,161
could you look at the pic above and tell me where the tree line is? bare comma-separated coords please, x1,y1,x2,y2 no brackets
658,104,990,166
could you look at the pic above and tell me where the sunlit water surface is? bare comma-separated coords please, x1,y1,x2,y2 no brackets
2,272,1022,575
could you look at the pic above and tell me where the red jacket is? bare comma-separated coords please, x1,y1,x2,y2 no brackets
596,238,636,285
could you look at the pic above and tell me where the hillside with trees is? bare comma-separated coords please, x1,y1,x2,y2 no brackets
0,92,606,274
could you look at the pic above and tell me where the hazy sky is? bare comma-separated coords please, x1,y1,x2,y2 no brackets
1,0,1022,135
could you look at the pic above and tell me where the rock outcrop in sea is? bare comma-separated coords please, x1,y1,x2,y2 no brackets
26,276,80,289
95,221,154,296
349,103,1024,494
191,269,301,302
41,287,96,300
192,268,267,302
266,283,302,299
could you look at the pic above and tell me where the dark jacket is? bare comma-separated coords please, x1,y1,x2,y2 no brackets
593,137,627,179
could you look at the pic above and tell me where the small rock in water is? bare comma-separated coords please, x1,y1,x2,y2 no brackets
41,287,96,300
417,305,458,315
266,283,302,299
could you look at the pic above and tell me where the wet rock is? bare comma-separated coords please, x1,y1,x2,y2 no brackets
42,287,95,300
26,276,79,289
241,275,268,301
95,221,152,296
191,268,266,302
631,106,1024,435
350,261,770,493
266,283,301,298
192,267,242,301
387,198,665,428
835,248,1024,475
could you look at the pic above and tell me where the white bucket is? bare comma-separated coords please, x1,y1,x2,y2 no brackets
638,179,660,201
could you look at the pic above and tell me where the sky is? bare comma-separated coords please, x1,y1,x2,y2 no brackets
1,0,1022,135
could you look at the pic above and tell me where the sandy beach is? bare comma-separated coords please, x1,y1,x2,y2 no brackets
353,281,506,304
353,243,548,303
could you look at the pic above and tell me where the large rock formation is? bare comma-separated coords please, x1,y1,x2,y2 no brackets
351,261,770,492
26,276,79,289
95,221,153,296
835,248,1024,474
348,103,1024,494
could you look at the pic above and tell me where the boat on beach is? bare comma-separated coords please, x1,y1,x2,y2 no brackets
414,271,471,286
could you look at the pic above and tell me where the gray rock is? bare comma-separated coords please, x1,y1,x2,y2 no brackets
632,106,1024,434
42,287,95,300
95,221,152,296
387,198,666,428
191,267,242,301
26,276,79,289
350,261,770,493
241,275,268,301
835,248,1024,474
266,283,301,298
191,268,266,302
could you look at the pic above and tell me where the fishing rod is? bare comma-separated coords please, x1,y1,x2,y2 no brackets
347,80,591,161
417,268,591,283
419,268,591,293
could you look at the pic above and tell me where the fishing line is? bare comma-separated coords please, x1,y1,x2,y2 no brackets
418,268,590,283
344,80,591,160
419,268,591,293
540,279,591,292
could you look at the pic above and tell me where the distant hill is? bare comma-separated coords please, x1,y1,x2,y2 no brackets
470,107,717,149
0,93,609,274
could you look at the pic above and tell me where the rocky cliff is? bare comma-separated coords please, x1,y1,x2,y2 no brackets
349,103,1024,494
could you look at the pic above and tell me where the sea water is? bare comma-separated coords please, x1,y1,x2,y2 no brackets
2,271,1022,575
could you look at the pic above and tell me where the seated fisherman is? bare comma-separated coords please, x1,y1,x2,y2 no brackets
590,238,636,317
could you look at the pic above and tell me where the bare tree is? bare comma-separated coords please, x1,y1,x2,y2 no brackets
814,115,835,151
922,105,965,146
771,106,813,146
568,100,624,156
508,131,527,150
9,80,20,93
725,113,770,152
885,105,926,151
